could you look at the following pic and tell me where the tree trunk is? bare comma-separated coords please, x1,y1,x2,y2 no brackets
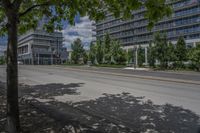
6,12,20,133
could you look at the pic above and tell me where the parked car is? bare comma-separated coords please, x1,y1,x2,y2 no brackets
17,61,23,65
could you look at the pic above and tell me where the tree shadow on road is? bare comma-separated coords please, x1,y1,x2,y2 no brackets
1,81,200,132
20,83,84,99
0,82,87,132
69,92,200,133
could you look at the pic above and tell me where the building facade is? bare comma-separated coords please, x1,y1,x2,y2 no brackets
94,0,200,49
17,30,66,65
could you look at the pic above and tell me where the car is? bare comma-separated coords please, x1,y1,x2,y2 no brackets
17,61,23,65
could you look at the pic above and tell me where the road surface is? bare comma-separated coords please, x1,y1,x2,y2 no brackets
1,65,200,132
0,65,200,115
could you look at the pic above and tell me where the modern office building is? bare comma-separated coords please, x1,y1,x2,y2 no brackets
17,29,66,65
94,0,200,49
91,21,97,44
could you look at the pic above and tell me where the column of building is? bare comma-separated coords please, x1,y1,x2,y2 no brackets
28,43,31,64
126,45,149,68
126,48,129,65
135,46,138,68
145,47,148,65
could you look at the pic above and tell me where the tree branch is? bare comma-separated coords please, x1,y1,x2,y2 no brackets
19,1,51,17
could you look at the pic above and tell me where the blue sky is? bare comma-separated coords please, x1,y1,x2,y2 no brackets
0,15,94,50
0,36,7,46
62,16,94,50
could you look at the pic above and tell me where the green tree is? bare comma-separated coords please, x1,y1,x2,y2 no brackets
83,51,88,64
167,42,176,68
137,45,145,67
188,45,200,71
110,40,127,64
103,33,111,63
89,43,97,64
104,33,111,54
176,37,187,64
0,56,5,65
127,49,134,64
71,38,85,64
96,40,104,64
148,43,156,68
110,40,120,64
167,42,176,62
116,49,127,65
153,33,168,69
0,0,171,132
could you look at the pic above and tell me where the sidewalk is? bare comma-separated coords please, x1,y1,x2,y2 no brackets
1,81,199,133
0,82,133,133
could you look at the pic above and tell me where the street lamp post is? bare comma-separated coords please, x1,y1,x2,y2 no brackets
133,46,137,69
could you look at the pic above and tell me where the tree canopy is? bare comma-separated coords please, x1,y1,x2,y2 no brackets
153,33,168,68
0,0,172,132
71,38,85,64
188,45,200,71
176,37,187,62
0,0,172,35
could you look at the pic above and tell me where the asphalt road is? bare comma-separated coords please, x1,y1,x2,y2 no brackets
0,65,200,116
58,66,200,82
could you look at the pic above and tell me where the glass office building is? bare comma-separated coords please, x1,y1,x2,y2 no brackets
18,30,64,65
94,0,200,48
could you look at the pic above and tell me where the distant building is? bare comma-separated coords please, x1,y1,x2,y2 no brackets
93,0,200,66
91,21,97,44
94,0,200,48
17,30,66,65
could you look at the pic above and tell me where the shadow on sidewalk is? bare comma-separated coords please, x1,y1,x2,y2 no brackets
18,83,200,132
66,92,200,133
1,81,200,132
20,83,84,98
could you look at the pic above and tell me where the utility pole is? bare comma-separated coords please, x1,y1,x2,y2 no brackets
38,53,39,65
134,46,138,69
145,47,148,66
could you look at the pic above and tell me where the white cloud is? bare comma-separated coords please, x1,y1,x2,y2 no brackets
62,16,95,50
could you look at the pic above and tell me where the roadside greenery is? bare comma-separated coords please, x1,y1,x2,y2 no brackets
127,49,134,64
89,34,127,66
0,56,5,65
149,33,199,71
70,33,200,72
71,38,88,64
148,43,156,68
153,33,168,69
0,0,172,131
167,42,176,65
89,42,98,65
137,45,145,67
188,45,200,71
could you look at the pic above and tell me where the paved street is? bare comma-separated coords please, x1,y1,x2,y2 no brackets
1,65,200,113
0,65,200,132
